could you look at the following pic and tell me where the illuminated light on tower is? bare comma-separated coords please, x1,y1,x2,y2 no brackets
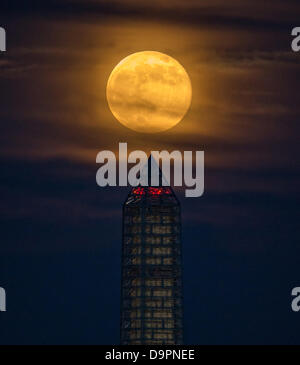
120,156,183,345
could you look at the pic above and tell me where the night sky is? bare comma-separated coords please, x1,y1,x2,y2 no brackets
1,0,300,344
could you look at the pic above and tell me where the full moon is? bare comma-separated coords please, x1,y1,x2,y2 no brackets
106,51,192,133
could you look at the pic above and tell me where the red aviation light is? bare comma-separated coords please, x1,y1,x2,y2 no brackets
132,187,172,195
148,187,172,195
132,187,145,195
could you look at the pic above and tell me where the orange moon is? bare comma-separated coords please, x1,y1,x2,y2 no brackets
106,51,192,133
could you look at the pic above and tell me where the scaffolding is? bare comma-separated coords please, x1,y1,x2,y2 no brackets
120,182,184,345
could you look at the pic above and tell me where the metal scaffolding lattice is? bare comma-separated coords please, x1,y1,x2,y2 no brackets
120,183,184,345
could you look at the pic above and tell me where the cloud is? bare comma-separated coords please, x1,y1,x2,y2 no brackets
1,0,299,32
0,58,37,77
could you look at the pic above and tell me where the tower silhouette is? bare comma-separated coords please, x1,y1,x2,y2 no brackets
120,156,183,344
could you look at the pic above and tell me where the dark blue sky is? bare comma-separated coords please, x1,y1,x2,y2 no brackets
0,0,300,344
